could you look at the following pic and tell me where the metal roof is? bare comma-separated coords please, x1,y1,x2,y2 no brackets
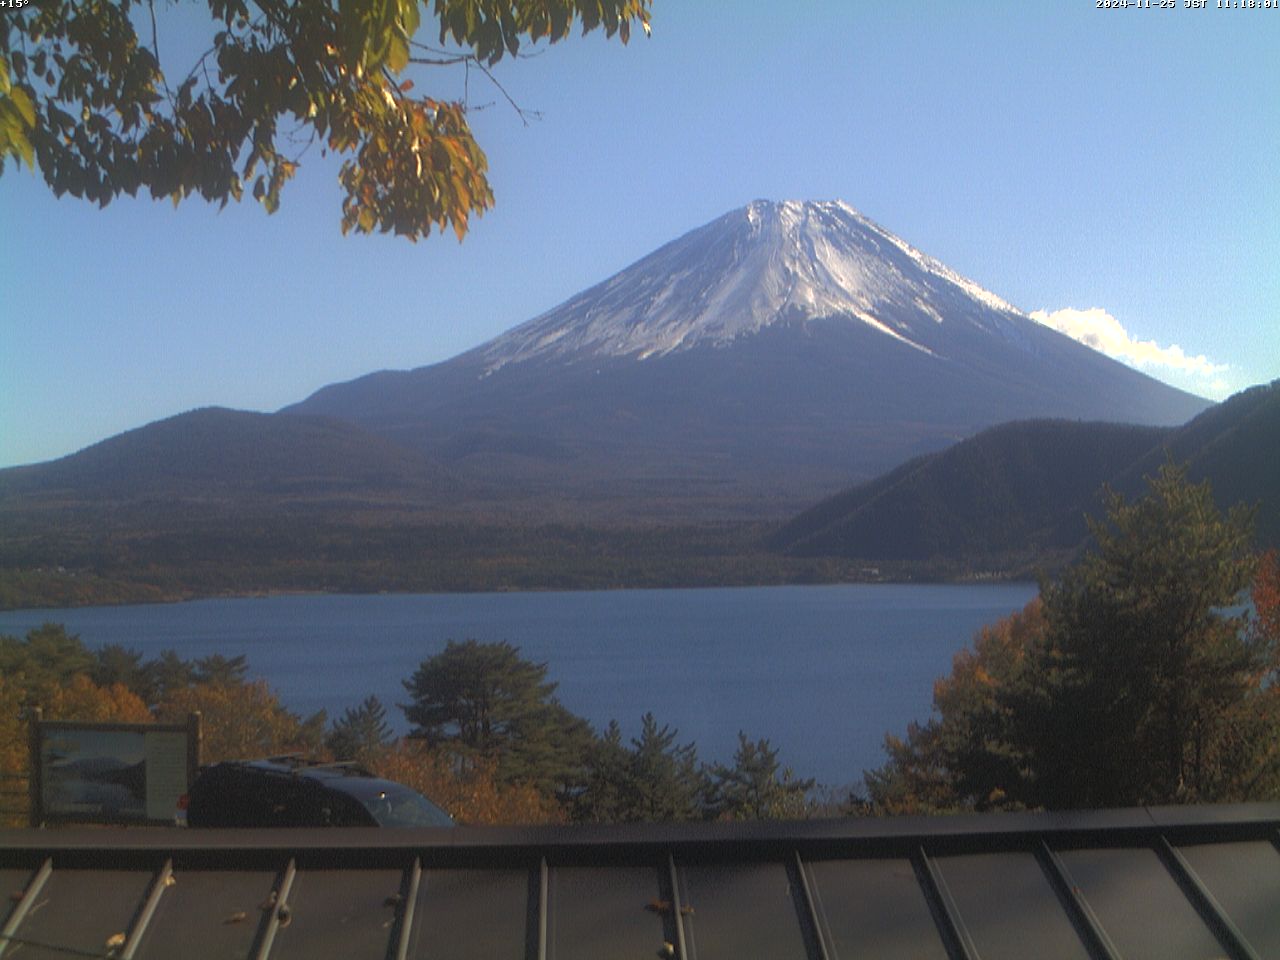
2,803,1279,959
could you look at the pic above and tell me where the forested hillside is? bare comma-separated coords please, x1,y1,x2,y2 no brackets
771,420,1168,566
774,381,1280,571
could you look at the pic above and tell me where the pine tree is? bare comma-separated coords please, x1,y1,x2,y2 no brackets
624,714,708,822
1023,463,1260,806
707,733,814,820
138,650,197,707
401,639,592,792
573,714,709,823
193,654,250,687
327,695,395,761
572,721,635,823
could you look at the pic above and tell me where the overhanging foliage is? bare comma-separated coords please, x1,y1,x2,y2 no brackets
0,0,650,239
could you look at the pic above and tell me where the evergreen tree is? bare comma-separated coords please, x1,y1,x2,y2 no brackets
707,733,815,820
1019,463,1260,806
326,695,395,761
401,639,592,792
193,653,251,687
0,622,95,692
627,713,707,822
90,644,147,692
572,721,635,823
138,650,197,707
574,714,708,822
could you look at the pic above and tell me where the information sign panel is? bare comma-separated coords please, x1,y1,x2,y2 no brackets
32,716,200,825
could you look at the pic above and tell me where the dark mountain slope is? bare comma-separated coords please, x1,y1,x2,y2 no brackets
771,420,1170,563
0,407,458,511
1071,379,1280,546
773,381,1280,568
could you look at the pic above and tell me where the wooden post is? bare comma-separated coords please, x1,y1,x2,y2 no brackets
27,706,42,828
187,711,203,782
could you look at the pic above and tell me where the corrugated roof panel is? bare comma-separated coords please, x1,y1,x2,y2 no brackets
932,852,1091,960
1176,839,1280,958
676,861,812,960
3,805,1278,959
1057,846,1228,960
404,867,532,960
269,867,405,960
4,868,152,960
545,865,670,960
805,857,948,960
131,868,276,960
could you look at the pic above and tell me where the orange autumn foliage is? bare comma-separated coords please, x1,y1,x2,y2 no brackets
1253,549,1280,651
46,675,152,724
0,674,152,825
156,680,322,764
369,740,563,826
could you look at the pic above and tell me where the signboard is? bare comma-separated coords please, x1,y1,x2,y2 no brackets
31,716,200,826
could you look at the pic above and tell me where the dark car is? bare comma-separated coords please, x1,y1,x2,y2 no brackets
184,755,454,828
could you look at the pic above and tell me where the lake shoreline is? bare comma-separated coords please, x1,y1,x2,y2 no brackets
0,515,1060,613
0,583,1040,787
0,562,1041,614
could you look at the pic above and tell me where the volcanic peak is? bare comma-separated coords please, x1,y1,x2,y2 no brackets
479,199,1024,373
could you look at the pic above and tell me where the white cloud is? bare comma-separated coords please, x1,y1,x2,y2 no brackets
1029,307,1230,391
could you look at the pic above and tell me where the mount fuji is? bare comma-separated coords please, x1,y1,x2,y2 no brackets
287,200,1210,518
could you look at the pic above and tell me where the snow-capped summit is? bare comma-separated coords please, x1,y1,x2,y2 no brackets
481,199,1022,371
288,200,1211,519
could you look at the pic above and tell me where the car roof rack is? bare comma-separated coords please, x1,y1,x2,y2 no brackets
257,754,375,777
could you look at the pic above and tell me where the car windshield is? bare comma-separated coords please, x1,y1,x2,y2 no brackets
350,782,453,828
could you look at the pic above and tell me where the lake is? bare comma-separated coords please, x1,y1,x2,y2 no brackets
0,584,1039,788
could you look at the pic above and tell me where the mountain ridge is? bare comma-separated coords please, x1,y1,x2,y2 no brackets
0,199,1249,609
286,199,1209,517
771,380,1280,568
0,406,459,510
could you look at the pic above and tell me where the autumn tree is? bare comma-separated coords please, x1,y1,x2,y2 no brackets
0,0,650,239
0,676,28,824
1253,549,1280,649
865,599,1046,814
370,738,561,824
402,639,592,792
1,623,152,733
1210,549,1280,800
156,678,325,762
46,674,152,724
0,625,154,825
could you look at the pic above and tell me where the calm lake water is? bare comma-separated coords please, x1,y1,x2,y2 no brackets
0,584,1038,788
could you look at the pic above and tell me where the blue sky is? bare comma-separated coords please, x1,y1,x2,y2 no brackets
2,1,1277,469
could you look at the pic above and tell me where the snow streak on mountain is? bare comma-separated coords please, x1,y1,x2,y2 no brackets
480,200,1024,370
